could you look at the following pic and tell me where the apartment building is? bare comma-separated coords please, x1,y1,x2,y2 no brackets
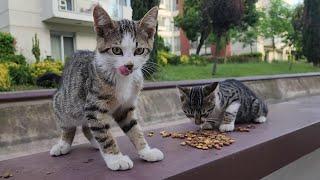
158,0,180,54
0,0,132,62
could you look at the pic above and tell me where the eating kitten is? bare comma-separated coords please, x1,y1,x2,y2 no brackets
178,79,268,132
50,5,164,171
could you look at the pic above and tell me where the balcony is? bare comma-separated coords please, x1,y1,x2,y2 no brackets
41,0,132,26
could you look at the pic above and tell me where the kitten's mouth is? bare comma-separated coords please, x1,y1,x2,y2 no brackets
195,119,204,125
118,66,133,76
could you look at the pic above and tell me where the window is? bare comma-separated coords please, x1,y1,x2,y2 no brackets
59,0,74,11
50,32,75,62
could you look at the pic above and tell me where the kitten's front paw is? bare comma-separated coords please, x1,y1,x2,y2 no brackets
139,146,164,162
50,140,71,156
201,122,214,130
219,124,235,132
254,116,267,123
103,153,133,171
89,138,100,150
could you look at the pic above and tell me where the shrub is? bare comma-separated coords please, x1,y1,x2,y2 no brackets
0,64,11,91
31,60,63,78
213,53,263,64
167,55,181,65
157,50,170,66
0,32,15,56
156,36,170,52
32,34,41,63
7,63,34,85
0,54,27,65
180,55,189,64
36,72,61,88
189,55,209,66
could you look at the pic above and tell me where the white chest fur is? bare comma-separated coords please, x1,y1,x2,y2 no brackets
114,71,143,107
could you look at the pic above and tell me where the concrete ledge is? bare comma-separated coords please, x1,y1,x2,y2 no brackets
1,96,320,179
1,73,320,146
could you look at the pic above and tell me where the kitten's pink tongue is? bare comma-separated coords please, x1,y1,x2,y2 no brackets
118,66,131,76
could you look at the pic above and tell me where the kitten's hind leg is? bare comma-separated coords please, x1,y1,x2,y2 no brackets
82,125,100,149
50,127,76,156
219,102,240,132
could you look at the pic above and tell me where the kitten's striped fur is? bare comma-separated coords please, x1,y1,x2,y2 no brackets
178,79,268,132
50,5,164,171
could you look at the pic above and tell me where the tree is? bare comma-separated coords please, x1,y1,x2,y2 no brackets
131,0,160,74
234,26,259,53
302,0,320,66
258,0,293,60
174,0,208,55
288,4,304,60
174,0,259,56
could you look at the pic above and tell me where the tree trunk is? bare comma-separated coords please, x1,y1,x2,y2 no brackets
196,29,210,55
272,36,276,61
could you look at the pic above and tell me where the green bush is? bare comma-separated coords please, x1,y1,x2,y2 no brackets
31,60,63,78
157,50,170,66
0,64,11,91
0,54,27,65
213,53,263,64
7,63,34,85
188,55,209,66
0,32,15,56
167,55,181,65
156,36,170,52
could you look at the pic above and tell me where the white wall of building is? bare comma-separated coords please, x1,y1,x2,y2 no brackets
0,0,9,30
0,0,132,63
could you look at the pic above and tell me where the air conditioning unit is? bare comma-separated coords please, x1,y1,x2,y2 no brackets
59,0,67,11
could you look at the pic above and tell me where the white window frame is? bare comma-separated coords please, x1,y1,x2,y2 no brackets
50,31,75,63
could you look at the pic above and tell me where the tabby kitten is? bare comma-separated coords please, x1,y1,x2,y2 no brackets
50,5,164,171
178,79,268,132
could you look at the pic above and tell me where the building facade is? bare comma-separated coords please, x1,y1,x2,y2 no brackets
0,0,132,62
158,0,180,54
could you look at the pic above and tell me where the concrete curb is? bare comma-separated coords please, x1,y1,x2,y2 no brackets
1,73,320,147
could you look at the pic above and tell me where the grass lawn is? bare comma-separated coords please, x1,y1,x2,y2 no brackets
151,61,320,81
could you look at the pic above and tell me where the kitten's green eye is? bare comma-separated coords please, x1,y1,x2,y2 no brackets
134,48,145,55
111,47,123,55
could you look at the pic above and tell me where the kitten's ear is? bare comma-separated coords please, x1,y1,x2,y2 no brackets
177,86,190,95
139,6,159,38
93,5,115,36
203,82,219,96
177,86,189,102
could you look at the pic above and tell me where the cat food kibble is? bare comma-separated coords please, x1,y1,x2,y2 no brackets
160,130,235,150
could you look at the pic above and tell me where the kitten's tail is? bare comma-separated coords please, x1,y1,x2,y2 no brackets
36,72,62,88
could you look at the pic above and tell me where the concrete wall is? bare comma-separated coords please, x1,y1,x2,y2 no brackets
1,75,320,146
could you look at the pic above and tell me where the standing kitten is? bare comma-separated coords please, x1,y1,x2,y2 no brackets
178,79,268,132
50,5,164,171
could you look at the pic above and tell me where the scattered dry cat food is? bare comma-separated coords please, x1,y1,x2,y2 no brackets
246,125,255,129
147,131,154,137
161,130,235,150
2,171,13,179
236,127,250,132
160,131,171,137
